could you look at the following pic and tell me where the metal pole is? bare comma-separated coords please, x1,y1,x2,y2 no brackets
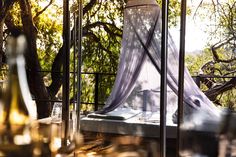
76,0,83,131
160,0,169,157
177,0,187,156
73,10,77,113
62,0,70,146
71,6,78,136
94,73,99,111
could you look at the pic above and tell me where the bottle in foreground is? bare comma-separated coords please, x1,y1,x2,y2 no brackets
0,35,38,157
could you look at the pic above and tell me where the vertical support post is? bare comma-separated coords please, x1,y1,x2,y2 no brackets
94,73,99,111
71,5,78,136
62,0,70,146
177,0,187,156
76,0,83,131
73,11,77,112
160,0,169,157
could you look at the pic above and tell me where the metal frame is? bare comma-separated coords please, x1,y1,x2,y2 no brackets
62,0,70,146
62,0,83,144
160,0,169,157
160,0,187,156
178,0,187,156
76,0,83,131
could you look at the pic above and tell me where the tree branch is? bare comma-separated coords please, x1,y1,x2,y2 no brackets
84,31,118,66
83,0,97,15
84,21,122,37
5,13,22,36
33,0,54,21
205,77,236,101
193,0,204,18
211,37,236,63
0,0,15,22
48,45,64,97
89,0,102,18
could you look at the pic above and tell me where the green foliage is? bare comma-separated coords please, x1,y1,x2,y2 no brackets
217,89,236,110
185,0,236,108
156,0,191,27
77,0,124,109
78,0,188,110
82,0,123,74
31,0,63,73
2,0,200,112
8,3,22,27
186,49,212,75
186,47,236,107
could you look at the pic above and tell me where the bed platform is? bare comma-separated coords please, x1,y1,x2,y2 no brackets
80,108,177,138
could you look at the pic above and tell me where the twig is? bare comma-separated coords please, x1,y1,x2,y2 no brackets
33,0,54,20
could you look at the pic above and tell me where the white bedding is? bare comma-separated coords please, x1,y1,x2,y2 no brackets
87,107,142,120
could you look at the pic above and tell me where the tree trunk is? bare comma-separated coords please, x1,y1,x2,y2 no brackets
48,46,64,97
19,0,51,118
0,0,16,66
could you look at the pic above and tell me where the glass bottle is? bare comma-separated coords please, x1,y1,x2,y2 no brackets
0,35,38,157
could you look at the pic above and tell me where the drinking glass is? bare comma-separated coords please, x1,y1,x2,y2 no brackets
51,103,62,123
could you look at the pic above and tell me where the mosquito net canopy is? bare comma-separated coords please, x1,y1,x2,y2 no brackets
96,0,221,122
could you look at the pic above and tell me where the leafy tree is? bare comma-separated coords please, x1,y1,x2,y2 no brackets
186,0,236,107
0,0,184,117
